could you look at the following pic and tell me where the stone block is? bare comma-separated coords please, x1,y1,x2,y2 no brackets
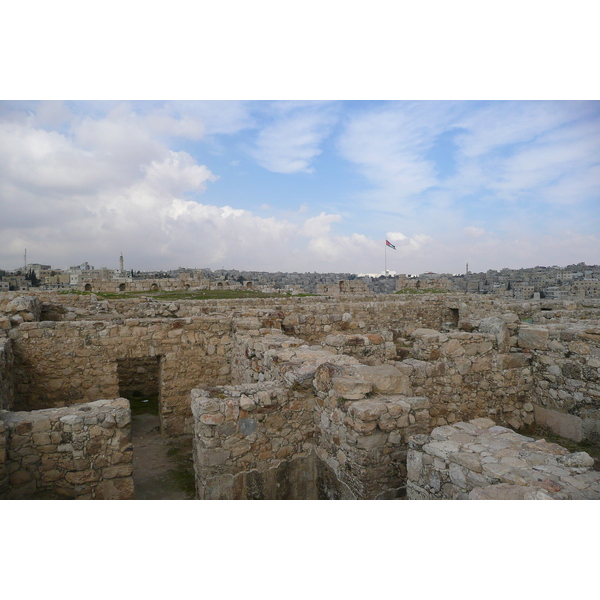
197,449,231,467
332,377,372,399
518,328,548,351
348,400,387,422
533,404,583,442
356,431,388,451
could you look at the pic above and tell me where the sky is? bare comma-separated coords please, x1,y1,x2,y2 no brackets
1,99,598,275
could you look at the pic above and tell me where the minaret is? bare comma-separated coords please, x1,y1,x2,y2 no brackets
119,253,124,274
24,248,27,271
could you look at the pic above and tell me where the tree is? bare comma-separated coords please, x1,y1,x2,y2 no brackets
25,269,40,287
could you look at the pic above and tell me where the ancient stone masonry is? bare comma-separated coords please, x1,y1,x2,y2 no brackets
0,399,133,499
0,338,15,411
196,330,431,499
522,323,600,443
1,290,599,500
407,418,600,500
8,317,233,435
192,382,320,499
394,326,535,431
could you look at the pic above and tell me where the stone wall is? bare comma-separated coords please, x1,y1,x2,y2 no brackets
320,331,396,365
214,330,432,498
0,418,7,495
9,317,233,435
394,326,535,431
0,398,133,499
314,392,431,499
0,338,15,411
192,382,321,499
522,324,600,443
407,418,600,500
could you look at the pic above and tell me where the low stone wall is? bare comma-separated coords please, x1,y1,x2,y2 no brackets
230,330,359,387
0,398,133,499
320,331,396,365
395,327,535,430
314,392,431,499
0,295,41,325
407,418,600,500
525,324,600,443
0,338,15,411
192,382,320,499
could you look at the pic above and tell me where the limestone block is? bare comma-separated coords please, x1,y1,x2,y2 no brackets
348,399,387,422
356,431,388,451
479,317,509,351
497,353,531,370
422,440,461,460
557,452,594,468
449,463,468,489
331,377,372,400
239,395,256,411
533,404,583,442
442,339,465,358
411,328,448,343
518,328,548,351
469,484,553,500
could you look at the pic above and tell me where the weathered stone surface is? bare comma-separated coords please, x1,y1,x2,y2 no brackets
354,364,411,395
518,327,548,351
0,399,133,500
408,419,600,500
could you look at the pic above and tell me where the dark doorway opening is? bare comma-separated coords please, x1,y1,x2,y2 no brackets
449,308,459,325
117,357,160,416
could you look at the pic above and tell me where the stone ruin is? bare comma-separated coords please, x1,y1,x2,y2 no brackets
0,290,599,499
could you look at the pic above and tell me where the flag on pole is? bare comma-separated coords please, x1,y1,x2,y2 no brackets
385,240,396,250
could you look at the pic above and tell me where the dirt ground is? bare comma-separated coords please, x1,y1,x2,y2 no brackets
131,413,195,500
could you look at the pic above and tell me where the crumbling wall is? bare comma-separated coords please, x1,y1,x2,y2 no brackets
0,338,15,411
395,327,535,430
9,317,233,435
320,331,396,365
407,418,600,500
523,324,600,443
0,398,133,499
314,393,431,499
0,418,7,495
191,382,321,499
230,329,358,387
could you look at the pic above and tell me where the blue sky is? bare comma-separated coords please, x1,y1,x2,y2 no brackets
1,99,598,274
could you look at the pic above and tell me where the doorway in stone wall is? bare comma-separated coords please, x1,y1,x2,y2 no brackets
117,356,161,418
117,356,194,499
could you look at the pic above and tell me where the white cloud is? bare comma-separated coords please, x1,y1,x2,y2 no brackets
337,102,458,207
301,212,342,237
249,103,337,173
1,101,598,276
464,226,485,238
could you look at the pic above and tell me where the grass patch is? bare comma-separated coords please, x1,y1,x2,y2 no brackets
92,289,286,300
128,393,159,416
395,288,449,294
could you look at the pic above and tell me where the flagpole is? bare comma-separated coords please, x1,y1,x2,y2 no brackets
384,241,387,275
